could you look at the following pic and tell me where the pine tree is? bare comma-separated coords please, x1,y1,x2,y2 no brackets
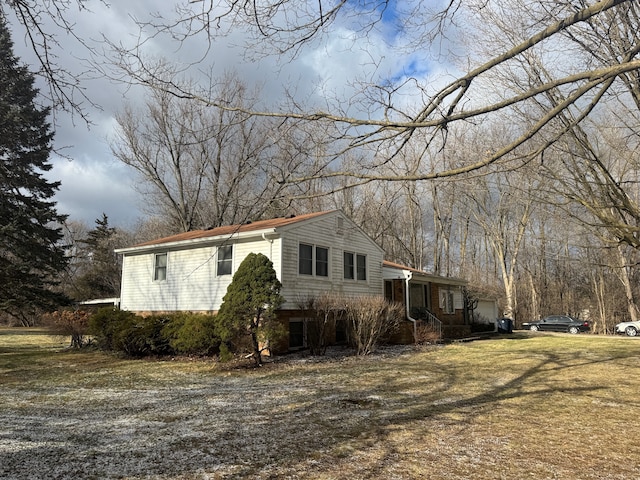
75,213,121,300
0,13,68,324
216,253,285,366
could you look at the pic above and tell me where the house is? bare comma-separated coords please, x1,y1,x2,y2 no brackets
115,210,471,350
382,261,470,340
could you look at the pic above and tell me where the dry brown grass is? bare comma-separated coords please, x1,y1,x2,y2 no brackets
1,327,639,479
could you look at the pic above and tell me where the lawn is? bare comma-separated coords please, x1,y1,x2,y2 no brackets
1,328,639,479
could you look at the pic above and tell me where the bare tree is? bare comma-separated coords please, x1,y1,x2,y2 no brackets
111,72,307,232
1,1,107,122
105,0,637,184
112,84,212,232
462,167,536,321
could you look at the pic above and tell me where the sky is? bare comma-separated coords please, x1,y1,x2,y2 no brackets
4,1,440,229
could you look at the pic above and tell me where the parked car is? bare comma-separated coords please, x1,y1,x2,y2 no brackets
615,320,640,337
522,315,590,334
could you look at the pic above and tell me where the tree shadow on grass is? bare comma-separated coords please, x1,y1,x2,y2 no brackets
0,337,638,479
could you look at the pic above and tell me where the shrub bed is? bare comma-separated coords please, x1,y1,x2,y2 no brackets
88,308,220,357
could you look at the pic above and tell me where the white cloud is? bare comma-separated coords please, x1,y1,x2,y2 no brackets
51,156,141,228
6,1,447,227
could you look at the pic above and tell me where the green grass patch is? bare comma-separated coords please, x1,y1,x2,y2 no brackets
1,327,639,479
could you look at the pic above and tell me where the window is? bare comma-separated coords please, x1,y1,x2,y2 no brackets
289,320,305,349
344,252,367,281
439,287,455,314
356,254,367,281
299,244,313,275
153,253,167,281
316,246,328,277
217,245,233,276
299,243,329,277
344,252,354,279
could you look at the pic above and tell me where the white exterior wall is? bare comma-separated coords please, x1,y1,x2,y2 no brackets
278,213,384,308
119,236,283,312
118,211,383,313
120,245,220,312
474,299,499,324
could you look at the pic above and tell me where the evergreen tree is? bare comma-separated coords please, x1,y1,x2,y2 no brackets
216,253,285,366
0,13,68,324
75,213,121,300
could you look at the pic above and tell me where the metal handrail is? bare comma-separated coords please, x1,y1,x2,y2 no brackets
410,307,443,341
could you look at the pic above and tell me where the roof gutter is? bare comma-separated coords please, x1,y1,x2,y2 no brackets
115,228,279,255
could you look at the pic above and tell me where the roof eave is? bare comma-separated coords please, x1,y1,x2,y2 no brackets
382,264,468,286
115,228,279,255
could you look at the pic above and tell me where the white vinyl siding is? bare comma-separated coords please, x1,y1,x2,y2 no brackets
279,212,384,307
118,211,382,313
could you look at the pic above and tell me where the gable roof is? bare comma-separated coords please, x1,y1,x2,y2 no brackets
116,210,339,253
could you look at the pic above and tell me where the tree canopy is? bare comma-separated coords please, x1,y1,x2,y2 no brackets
0,12,68,324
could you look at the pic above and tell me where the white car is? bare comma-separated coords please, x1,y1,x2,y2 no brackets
615,320,640,337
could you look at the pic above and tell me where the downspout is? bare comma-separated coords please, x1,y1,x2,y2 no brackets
404,271,418,343
262,232,276,356
262,232,274,260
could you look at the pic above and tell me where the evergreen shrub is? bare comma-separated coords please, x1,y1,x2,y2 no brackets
162,312,220,355
88,307,138,351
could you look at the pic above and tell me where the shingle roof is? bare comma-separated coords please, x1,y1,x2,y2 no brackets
383,260,424,274
383,260,468,285
132,210,336,248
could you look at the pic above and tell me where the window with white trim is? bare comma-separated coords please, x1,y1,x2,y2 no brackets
439,287,455,314
153,253,167,281
217,245,233,276
344,252,367,281
299,243,329,277
344,252,354,279
356,254,367,281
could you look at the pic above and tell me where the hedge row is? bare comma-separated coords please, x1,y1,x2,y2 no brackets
88,308,221,357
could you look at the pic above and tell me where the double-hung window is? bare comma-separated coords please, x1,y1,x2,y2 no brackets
316,246,329,277
344,252,355,279
356,254,367,281
153,253,167,281
299,243,329,277
344,252,366,281
217,245,233,276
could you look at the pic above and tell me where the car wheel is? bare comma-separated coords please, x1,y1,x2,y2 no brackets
568,326,579,334
625,326,638,337
529,325,539,332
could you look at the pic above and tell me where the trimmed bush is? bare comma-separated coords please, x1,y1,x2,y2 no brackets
115,314,173,357
216,253,285,366
89,309,221,357
162,312,220,356
88,307,138,352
